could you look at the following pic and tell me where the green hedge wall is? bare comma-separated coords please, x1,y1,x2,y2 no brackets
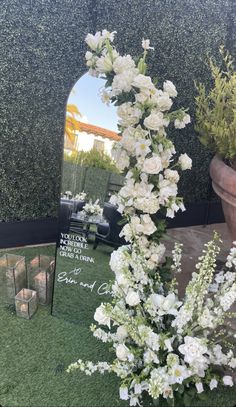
0,0,235,221
62,162,124,203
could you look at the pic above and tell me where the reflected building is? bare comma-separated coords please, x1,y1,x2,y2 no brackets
64,121,121,157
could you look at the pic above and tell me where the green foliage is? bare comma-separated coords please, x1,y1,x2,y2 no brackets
64,148,119,173
0,0,235,221
195,47,236,162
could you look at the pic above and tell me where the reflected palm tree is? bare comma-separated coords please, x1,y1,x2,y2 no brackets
64,104,81,151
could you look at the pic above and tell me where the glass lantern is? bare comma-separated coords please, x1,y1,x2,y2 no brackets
28,255,55,305
15,288,38,319
0,254,27,303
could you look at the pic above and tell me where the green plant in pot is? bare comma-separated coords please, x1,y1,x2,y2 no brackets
195,47,236,241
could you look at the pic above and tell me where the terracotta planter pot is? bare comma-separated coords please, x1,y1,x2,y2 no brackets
210,155,236,242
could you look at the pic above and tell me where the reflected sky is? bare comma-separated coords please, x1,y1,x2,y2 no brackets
68,73,118,132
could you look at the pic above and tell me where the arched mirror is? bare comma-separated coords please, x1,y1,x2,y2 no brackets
52,73,124,325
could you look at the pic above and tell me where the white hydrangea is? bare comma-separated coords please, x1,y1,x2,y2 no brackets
113,55,136,74
112,69,139,96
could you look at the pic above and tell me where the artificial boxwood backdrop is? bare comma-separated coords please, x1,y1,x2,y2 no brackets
0,0,235,222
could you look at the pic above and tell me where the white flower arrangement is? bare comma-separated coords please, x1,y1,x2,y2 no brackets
73,191,87,201
82,199,102,217
67,30,236,406
62,191,72,199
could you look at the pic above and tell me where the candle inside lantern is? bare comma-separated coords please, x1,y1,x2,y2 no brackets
34,271,47,304
20,303,28,313
15,288,38,319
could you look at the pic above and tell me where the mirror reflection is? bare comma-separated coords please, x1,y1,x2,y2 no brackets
52,73,125,325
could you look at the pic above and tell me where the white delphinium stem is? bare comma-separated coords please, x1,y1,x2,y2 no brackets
172,233,221,334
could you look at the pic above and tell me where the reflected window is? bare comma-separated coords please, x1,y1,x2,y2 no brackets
93,139,104,152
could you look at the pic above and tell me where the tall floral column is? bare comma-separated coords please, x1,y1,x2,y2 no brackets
67,30,236,407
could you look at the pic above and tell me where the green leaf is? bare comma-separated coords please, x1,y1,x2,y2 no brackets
152,398,160,406
178,384,185,394
167,397,174,406
188,387,196,397
198,392,208,401
183,393,192,407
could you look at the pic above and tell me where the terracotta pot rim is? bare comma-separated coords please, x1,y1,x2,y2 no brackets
211,154,235,173
210,154,236,199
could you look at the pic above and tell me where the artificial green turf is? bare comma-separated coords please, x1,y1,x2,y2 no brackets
0,245,235,407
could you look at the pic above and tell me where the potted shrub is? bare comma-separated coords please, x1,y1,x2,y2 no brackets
195,47,236,240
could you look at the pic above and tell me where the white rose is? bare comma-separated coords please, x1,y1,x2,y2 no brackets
117,102,142,127
126,290,140,306
144,111,165,131
178,153,192,170
195,382,204,393
116,344,129,361
116,325,128,341
164,169,179,183
152,90,173,111
163,80,177,98
94,304,110,328
223,375,233,386
135,92,150,104
178,336,208,365
209,379,218,390
143,155,163,174
132,74,155,92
